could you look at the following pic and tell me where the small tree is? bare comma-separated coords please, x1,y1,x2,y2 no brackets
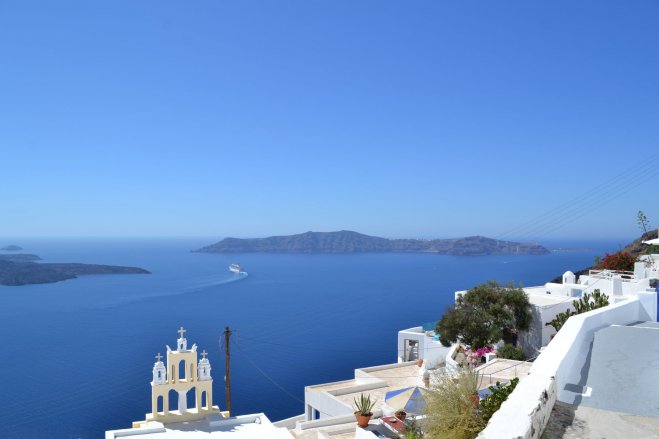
436,281,532,349
424,371,486,439
547,289,610,332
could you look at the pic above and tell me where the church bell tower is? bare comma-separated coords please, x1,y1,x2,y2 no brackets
141,327,222,424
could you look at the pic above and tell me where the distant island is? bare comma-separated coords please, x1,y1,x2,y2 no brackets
0,254,150,286
1,244,22,251
195,230,550,255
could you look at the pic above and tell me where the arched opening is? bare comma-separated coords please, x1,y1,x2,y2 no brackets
190,362,195,381
171,364,176,383
186,386,197,411
178,359,186,381
157,395,164,414
201,391,207,410
168,389,179,412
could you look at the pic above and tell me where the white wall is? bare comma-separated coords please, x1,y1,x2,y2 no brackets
538,301,574,347
444,343,460,375
477,374,556,439
479,290,657,439
304,383,355,420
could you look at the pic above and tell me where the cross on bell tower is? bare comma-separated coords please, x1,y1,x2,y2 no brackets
177,326,187,351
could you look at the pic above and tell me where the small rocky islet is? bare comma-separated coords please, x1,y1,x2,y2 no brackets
1,244,23,251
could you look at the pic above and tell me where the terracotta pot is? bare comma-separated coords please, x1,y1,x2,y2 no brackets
395,411,407,421
471,393,480,407
354,412,372,428
417,359,424,367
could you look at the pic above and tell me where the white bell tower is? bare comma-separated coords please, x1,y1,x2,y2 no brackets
198,350,211,381
563,271,576,285
152,353,167,385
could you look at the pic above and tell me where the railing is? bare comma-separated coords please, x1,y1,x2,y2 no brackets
476,353,539,388
588,269,635,280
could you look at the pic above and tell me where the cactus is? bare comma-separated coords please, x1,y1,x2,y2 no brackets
547,289,610,332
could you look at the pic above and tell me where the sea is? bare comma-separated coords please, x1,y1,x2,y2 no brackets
0,237,621,438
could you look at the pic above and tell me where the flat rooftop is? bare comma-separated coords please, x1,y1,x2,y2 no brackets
543,321,659,438
474,359,532,387
542,402,659,439
106,414,292,439
575,322,659,417
331,364,424,410
524,287,573,307
309,360,533,417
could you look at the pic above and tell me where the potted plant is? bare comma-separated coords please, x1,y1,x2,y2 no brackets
462,369,483,407
394,409,407,421
353,393,376,428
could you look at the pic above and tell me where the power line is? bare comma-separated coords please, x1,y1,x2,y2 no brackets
232,337,306,405
494,153,659,242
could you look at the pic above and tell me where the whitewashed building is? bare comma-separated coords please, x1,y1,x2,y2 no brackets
478,253,659,438
397,325,450,368
451,256,659,356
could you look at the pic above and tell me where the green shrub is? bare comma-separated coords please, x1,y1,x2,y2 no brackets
497,344,525,361
480,378,519,422
645,244,659,254
424,370,486,439
403,418,424,438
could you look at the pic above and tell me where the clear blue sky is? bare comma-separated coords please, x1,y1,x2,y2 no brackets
1,1,658,241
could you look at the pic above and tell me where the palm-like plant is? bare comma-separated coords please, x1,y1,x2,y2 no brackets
353,393,377,416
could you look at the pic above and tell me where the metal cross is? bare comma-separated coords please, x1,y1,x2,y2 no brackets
178,326,186,338
155,353,163,362
201,350,208,359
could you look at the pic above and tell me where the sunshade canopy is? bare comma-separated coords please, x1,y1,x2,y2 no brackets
384,386,427,413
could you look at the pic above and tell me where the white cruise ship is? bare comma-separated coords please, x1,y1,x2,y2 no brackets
229,263,243,274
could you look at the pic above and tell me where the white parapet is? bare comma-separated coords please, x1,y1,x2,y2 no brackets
478,291,657,439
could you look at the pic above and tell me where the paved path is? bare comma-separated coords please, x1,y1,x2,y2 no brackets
542,402,659,439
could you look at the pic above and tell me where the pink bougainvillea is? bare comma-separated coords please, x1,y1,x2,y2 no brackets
463,345,496,367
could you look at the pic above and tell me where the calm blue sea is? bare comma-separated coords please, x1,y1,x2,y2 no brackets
0,238,617,438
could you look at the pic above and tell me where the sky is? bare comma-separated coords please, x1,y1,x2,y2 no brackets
1,1,658,241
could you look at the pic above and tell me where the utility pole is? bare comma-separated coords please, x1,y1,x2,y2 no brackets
224,326,232,414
